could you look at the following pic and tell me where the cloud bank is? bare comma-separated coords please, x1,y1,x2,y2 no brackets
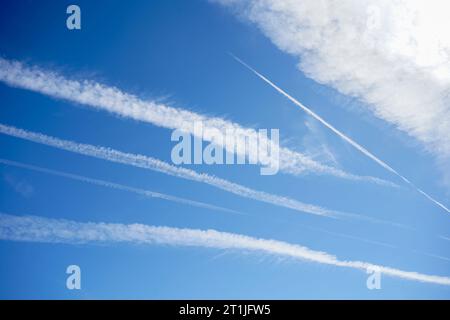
0,212,449,286
216,0,450,178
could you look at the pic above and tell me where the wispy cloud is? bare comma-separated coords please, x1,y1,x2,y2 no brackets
1,212,449,286
0,158,242,215
232,55,450,213
0,57,394,186
0,123,343,217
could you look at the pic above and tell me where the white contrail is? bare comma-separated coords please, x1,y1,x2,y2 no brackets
0,123,341,217
0,57,395,186
232,55,450,214
1,212,449,286
1,159,422,250
1,158,418,250
0,158,242,215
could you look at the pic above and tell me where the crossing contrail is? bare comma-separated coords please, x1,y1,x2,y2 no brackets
232,54,450,214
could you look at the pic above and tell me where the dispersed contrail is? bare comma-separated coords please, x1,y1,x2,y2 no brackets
0,123,341,217
0,158,242,215
1,212,449,286
0,57,396,187
232,54,450,214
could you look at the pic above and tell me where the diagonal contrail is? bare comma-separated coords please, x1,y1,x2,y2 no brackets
0,123,343,217
0,158,242,215
232,54,450,214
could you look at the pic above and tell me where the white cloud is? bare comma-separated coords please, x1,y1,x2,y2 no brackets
0,57,393,186
216,0,450,179
1,212,449,286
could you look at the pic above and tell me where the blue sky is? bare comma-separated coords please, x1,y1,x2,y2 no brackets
0,0,449,299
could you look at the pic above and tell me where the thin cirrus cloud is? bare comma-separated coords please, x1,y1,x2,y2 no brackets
216,0,450,182
0,123,343,218
232,55,450,214
0,212,449,286
0,158,243,215
0,57,395,187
